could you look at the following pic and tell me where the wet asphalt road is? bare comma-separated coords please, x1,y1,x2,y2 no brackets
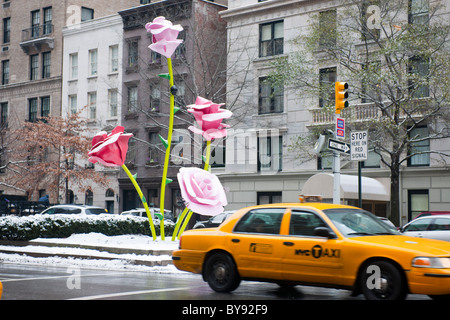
0,263,362,301
0,263,432,302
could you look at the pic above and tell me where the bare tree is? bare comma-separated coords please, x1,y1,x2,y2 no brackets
6,112,108,203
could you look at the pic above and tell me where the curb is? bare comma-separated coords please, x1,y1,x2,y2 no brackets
0,240,174,267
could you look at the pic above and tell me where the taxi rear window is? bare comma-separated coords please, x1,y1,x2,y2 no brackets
234,208,285,235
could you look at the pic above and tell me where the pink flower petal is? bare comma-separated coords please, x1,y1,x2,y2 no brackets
149,39,183,59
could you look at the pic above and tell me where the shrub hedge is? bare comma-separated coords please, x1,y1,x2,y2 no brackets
0,214,174,241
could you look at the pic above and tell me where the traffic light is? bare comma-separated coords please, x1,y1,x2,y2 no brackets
335,82,348,114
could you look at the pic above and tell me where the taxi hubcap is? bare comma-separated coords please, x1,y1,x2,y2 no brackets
214,264,227,280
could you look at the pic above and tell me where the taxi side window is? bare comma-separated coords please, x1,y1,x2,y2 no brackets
234,208,285,235
289,210,327,236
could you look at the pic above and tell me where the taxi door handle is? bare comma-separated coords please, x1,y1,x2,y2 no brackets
283,241,294,246
231,239,240,243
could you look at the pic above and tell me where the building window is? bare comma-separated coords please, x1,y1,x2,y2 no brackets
259,20,284,57
28,98,38,122
174,29,186,60
109,89,118,117
3,18,10,43
319,10,337,47
319,67,336,108
150,51,161,64
42,52,51,78
85,189,93,205
409,56,429,98
69,95,77,114
408,189,428,220
43,7,52,35
0,102,8,128
30,54,39,80
257,192,282,205
1,60,9,85
88,92,97,119
148,132,160,164
69,53,78,80
361,61,381,103
258,135,282,172
409,0,429,24
128,39,139,67
408,126,430,166
150,83,160,112
109,45,119,73
31,10,40,38
81,7,94,22
41,96,50,118
258,77,283,114
127,86,138,112
140,0,151,4
362,151,381,168
89,49,97,76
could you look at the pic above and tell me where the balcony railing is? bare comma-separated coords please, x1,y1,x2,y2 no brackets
20,24,54,53
310,103,424,125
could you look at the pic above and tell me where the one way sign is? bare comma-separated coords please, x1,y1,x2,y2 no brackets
328,138,350,154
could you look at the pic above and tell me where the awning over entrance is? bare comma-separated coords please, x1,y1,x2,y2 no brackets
301,173,390,202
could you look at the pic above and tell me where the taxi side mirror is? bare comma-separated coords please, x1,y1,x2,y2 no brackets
314,227,337,239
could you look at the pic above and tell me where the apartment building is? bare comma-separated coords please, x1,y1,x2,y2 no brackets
62,14,124,213
0,0,143,203
219,0,450,226
118,0,228,218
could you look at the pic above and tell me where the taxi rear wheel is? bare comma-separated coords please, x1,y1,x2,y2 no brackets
360,260,407,300
204,252,240,293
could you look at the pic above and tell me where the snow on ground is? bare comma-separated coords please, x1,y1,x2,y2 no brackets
0,233,187,274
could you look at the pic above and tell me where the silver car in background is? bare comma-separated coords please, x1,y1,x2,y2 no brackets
400,215,450,242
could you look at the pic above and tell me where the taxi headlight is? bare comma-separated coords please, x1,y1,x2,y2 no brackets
412,257,450,268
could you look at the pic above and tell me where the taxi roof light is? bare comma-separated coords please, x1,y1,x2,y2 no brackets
299,195,323,203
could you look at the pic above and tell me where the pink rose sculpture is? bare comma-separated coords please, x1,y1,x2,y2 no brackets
187,96,233,141
178,167,228,216
145,16,183,58
88,126,133,167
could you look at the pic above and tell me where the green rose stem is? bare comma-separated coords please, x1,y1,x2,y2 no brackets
204,140,211,171
121,164,157,240
159,57,176,241
172,140,212,240
171,207,191,241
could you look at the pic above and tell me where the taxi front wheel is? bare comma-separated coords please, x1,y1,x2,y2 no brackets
204,252,241,293
360,260,407,300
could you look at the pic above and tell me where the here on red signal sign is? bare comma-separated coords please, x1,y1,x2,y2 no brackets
351,131,368,161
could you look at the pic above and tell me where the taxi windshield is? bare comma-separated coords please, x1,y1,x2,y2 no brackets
324,208,399,238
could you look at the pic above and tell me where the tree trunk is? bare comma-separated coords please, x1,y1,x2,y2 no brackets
389,163,401,226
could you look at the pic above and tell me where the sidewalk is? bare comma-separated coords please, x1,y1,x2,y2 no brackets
0,233,178,267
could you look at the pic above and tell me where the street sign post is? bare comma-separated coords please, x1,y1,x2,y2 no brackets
328,138,350,154
350,131,368,161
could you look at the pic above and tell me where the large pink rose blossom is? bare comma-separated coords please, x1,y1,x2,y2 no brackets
178,167,228,216
145,16,183,58
88,126,133,167
187,96,232,141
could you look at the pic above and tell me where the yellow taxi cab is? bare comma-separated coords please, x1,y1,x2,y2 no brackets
172,202,450,300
